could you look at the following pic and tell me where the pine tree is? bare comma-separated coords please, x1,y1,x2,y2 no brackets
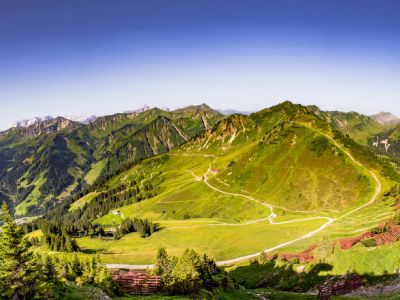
72,254,83,277
0,203,45,299
42,255,57,283
154,248,172,276
94,264,115,294
258,251,268,265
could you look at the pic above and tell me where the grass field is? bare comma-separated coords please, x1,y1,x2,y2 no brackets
15,172,46,215
84,159,107,185
69,191,100,211
78,217,326,264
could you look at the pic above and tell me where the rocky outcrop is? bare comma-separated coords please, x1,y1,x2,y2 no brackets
1,117,82,140
21,117,82,137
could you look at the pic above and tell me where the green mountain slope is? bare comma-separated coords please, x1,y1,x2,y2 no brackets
307,105,386,145
50,101,399,264
0,105,222,216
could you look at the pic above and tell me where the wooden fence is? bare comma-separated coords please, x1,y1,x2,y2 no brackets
317,274,362,300
112,270,161,295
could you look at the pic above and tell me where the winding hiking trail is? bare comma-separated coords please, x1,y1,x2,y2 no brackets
202,167,334,266
106,125,382,270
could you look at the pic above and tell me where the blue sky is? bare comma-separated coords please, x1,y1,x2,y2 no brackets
0,0,400,130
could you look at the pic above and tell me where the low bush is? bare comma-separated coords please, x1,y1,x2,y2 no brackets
362,238,377,247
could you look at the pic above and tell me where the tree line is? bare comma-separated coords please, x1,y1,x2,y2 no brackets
31,233,80,252
115,217,158,239
21,173,159,252
0,203,116,299
1,202,238,298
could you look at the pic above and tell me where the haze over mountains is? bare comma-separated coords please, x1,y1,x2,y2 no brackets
7,107,399,132
7,106,255,132
12,115,97,128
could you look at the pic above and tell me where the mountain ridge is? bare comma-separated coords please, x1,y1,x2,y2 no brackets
0,104,222,216
2,101,400,218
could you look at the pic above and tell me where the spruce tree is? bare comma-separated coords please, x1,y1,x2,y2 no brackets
0,203,45,299
94,264,114,294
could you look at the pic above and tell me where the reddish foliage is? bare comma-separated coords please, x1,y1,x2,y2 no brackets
339,232,373,250
267,253,278,261
280,252,314,263
278,242,321,263
303,243,319,253
277,222,400,266
338,223,400,249
280,245,316,263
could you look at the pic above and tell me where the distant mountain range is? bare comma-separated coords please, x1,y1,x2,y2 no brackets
7,106,254,132
9,108,398,132
12,115,97,129
8,105,156,130
1,102,400,217
217,109,252,115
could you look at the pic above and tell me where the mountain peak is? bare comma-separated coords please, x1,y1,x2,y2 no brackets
173,103,221,116
371,112,400,125
26,117,81,135
3,117,82,139
13,116,53,128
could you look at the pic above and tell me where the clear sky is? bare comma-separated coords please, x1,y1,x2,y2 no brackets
0,0,400,130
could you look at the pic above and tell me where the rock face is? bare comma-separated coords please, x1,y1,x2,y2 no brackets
21,117,82,137
371,112,400,126
369,124,400,160
4,117,82,138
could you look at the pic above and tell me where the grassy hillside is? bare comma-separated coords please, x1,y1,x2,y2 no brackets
52,101,400,265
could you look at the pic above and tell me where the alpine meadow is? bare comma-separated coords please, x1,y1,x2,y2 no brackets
1,1,400,299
